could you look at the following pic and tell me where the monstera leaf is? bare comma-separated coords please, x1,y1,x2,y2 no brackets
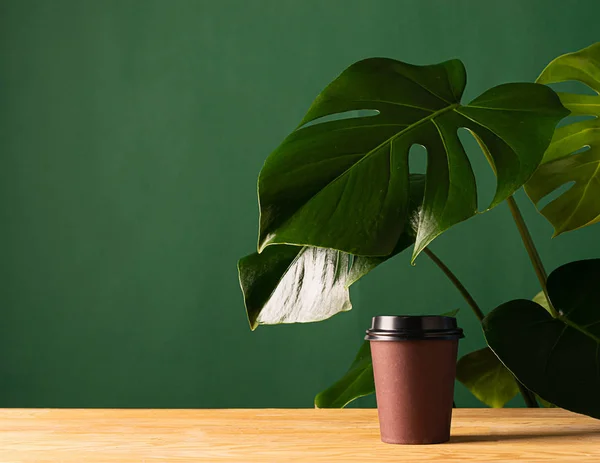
526,43,600,235
483,259,600,418
258,58,567,261
456,347,519,408
238,175,424,329
315,309,459,408
458,289,561,408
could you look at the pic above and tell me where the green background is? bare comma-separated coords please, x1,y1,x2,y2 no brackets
1,0,598,408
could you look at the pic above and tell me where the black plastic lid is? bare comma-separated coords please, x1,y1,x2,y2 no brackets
365,315,464,341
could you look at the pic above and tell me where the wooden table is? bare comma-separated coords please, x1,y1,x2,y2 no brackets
1,409,599,462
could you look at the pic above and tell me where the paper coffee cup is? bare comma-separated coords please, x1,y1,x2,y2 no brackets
366,315,463,444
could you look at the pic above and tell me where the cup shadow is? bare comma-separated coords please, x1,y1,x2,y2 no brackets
451,428,600,443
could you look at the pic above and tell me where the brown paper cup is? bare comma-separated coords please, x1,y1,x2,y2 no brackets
366,316,463,445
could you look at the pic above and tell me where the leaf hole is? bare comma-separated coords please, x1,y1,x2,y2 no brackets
547,81,597,96
408,144,427,174
299,109,380,129
559,114,597,128
457,128,496,211
536,181,576,210
572,145,591,155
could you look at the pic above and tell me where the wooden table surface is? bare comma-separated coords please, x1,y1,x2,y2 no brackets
1,409,599,462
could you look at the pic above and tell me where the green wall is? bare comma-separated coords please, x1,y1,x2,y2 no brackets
1,0,598,408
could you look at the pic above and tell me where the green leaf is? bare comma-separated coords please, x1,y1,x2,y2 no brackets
239,175,425,329
454,289,552,409
456,347,519,408
258,58,567,261
532,290,552,314
314,341,374,408
483,259,600,419
238,246,351,330
314,309,460,408
526,42,600,235
537,395,557,408
441,308,460,318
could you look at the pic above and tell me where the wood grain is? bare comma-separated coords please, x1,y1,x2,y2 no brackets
0,409,599,462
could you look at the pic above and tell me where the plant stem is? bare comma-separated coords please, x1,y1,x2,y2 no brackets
423,248,484,322
470,130,558,319
506,196,559,319
423,247,539,407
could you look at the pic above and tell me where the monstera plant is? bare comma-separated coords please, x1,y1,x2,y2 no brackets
238,43,600,419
